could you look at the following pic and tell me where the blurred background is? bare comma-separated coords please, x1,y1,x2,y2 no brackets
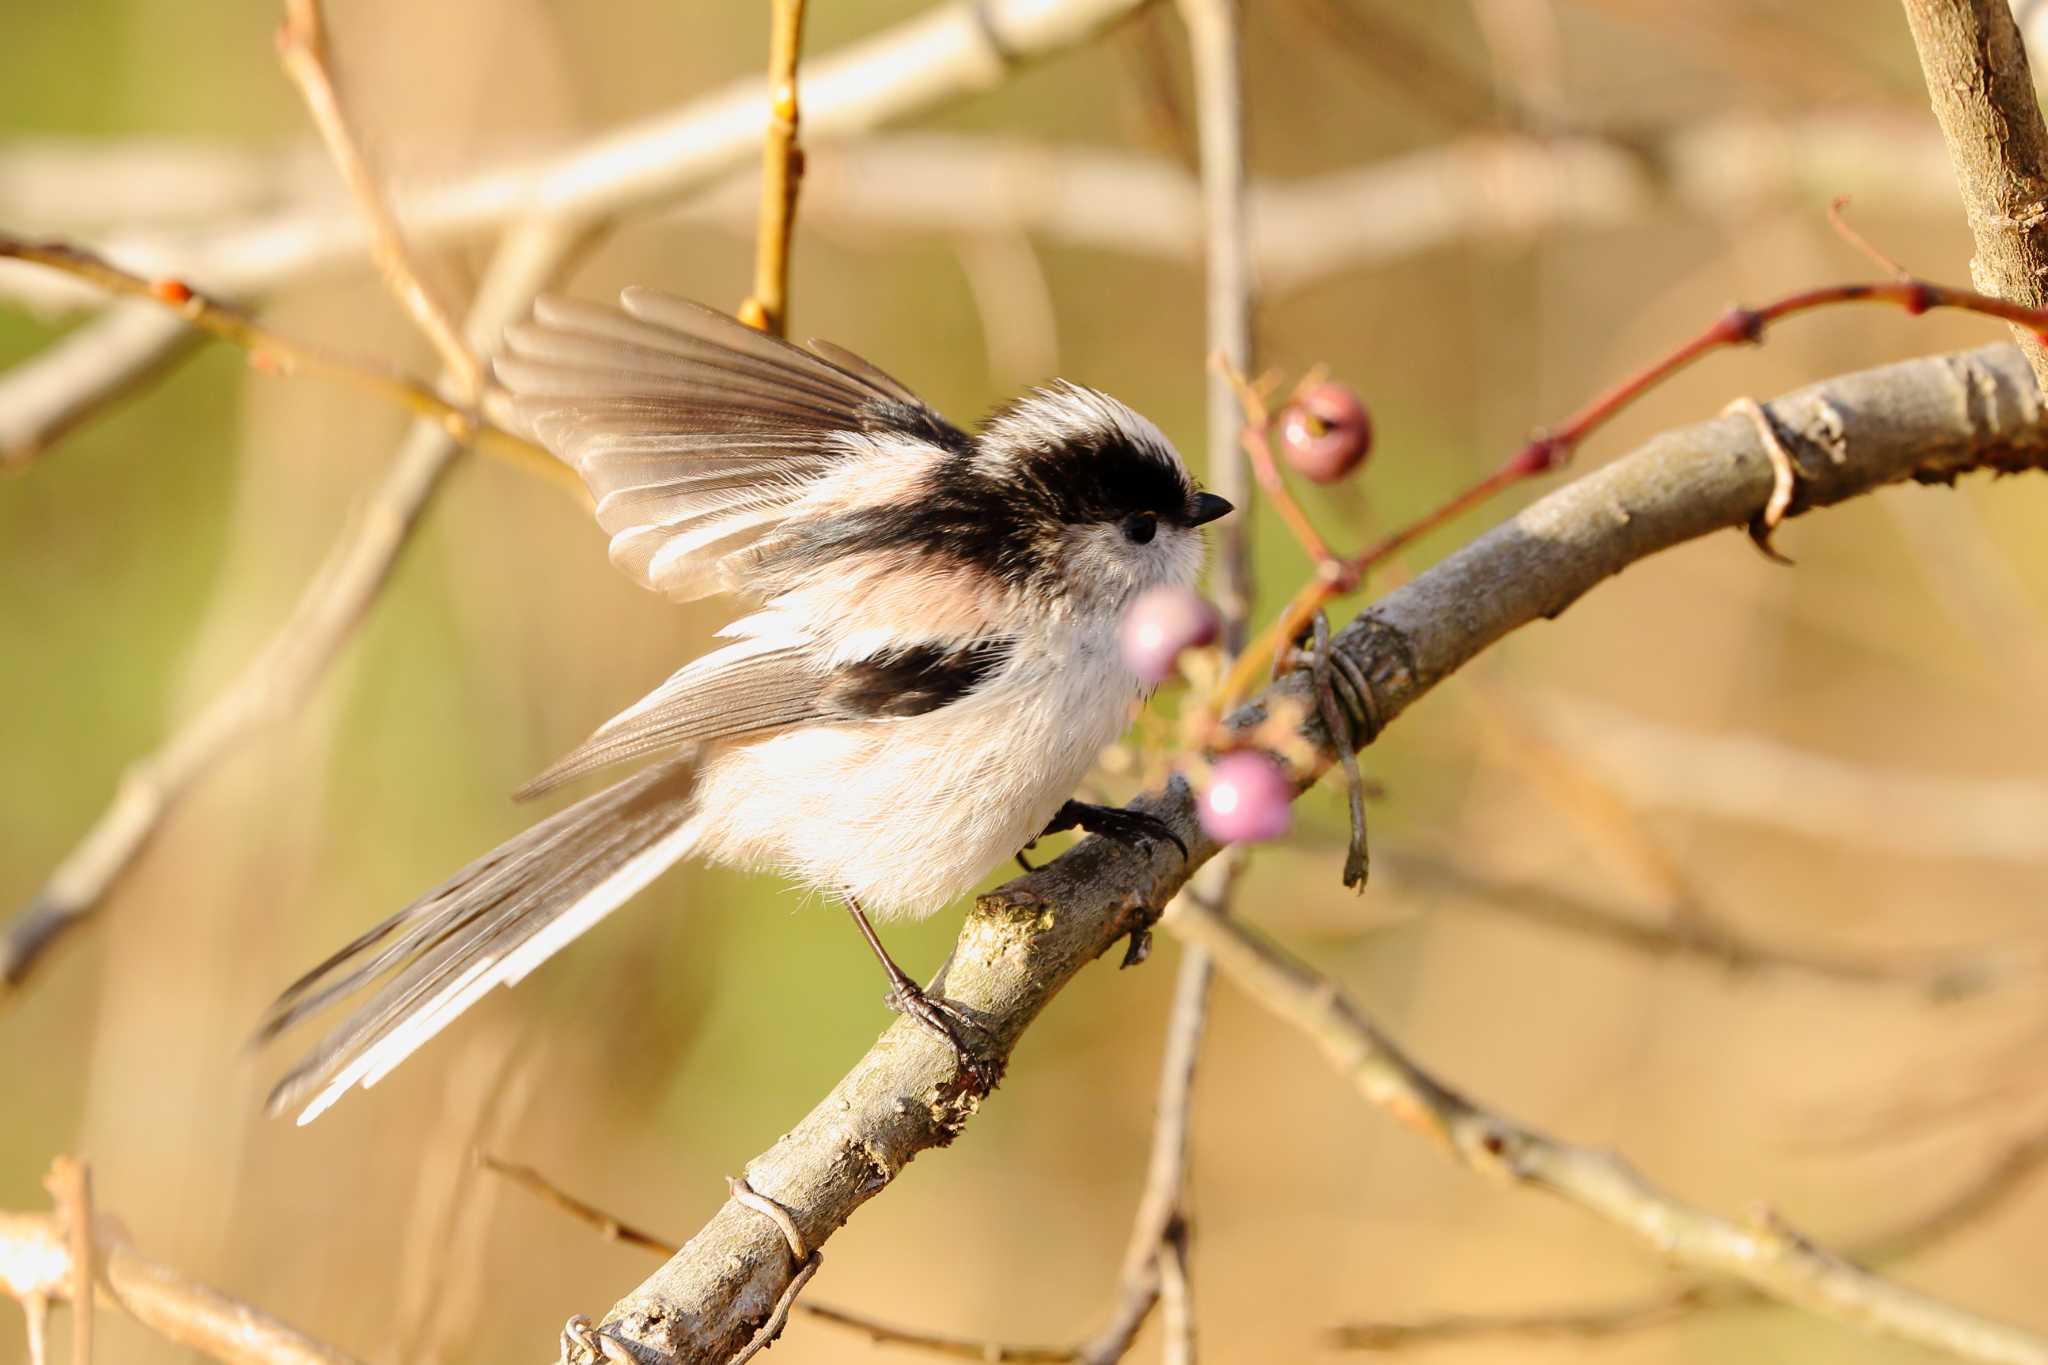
5,1,2048,1361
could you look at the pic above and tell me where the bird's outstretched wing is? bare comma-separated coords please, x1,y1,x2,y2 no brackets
497,288,969,603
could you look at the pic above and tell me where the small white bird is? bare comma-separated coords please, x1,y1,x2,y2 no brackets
257,289,1230,1122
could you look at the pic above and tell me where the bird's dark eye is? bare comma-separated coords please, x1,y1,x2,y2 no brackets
1122,511,1157,545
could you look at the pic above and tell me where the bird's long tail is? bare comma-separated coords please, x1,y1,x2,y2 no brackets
255,758,699,1124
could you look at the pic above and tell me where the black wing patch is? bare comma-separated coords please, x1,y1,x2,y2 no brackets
518,637,1017,798
828,639,1015,718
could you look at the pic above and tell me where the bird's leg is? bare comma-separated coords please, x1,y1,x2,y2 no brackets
1039,799,1188,862
842,897,1000,1091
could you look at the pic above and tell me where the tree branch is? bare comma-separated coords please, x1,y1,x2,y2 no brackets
580,342,2048,1362
1900,0,2048,385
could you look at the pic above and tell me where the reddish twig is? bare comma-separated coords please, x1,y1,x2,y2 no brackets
1218,274,2048,706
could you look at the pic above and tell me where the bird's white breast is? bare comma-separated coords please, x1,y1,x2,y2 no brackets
687,616,1140,918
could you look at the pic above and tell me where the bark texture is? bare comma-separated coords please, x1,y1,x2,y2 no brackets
1901,0,2048,385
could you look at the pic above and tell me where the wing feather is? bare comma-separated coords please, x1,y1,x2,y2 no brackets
497,289,965,603
516,627,1019,799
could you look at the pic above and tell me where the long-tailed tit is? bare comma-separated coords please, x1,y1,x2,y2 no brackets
256,289,1231,1122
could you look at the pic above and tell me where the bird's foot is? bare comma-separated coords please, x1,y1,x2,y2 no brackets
885,979,1003,1092
1041,800,1188,862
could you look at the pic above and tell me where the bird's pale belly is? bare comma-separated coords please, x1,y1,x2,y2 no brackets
689,683,1129,919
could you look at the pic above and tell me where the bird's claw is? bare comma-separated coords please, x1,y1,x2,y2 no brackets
886,981,1003,1092
1042,800,1188,862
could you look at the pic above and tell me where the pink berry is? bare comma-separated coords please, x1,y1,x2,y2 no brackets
1198,751,1293,844
1278,382,1372,483
1120,585,1221,685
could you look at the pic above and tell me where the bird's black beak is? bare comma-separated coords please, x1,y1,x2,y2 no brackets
1186,492,1234,526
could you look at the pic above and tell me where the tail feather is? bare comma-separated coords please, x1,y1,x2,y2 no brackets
258,759,699,1124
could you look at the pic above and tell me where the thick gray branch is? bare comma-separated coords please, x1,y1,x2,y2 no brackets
588,343,2048,1362
1901,0,2048,384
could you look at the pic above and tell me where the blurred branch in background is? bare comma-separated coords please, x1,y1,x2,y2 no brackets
0,236,563,483
0,115,1962,316
1900,0,2048,386
1530,692,2048,868
0,304,195,467
276,0,483,400
735,0,808,335
1373,844,2038,1000
1166,897,2048,1365
580,341,2048,1361
1330,1115,2048,1352
1,1159,361,1365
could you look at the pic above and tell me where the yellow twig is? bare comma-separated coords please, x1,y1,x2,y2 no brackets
737,0,809,336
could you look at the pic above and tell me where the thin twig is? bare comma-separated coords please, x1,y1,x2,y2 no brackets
276,0,484,399
0,220,581,993
736,0,808,336
474,1153,676,1259
0,235,569,492
1164,898,2048,1365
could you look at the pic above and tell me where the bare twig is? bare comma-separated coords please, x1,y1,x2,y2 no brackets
0,1203,361,1365
475,1153,677,1259
0,235,566,490
1164,895,2048,1365
580,338,2048,1361
736,0,808,336
0,220,579,992
276,0,483,398
1900,0,2048,386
